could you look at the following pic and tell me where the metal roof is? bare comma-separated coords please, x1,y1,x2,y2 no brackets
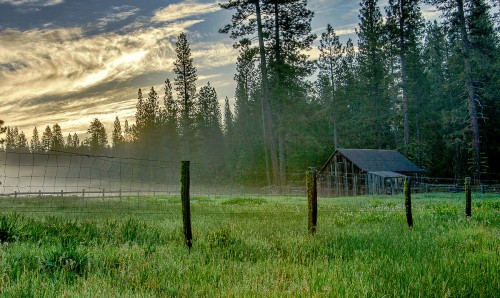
320,148,423,173
368,171,407,178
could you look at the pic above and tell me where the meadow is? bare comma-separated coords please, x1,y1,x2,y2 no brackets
0,193,499,297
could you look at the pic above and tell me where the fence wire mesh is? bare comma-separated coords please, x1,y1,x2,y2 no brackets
1,150,498,216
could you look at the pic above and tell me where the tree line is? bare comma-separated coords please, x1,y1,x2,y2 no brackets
1,0,498,185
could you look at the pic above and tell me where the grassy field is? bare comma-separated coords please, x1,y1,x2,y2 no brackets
0,193,499,297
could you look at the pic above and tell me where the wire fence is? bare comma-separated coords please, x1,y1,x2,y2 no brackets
1,150,499,199
0,150,308,199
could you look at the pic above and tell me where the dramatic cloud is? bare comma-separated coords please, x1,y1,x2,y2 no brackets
95,6,141,30
0,20,202,102
0,0,64,6
0,5,237,139
152,1,221,23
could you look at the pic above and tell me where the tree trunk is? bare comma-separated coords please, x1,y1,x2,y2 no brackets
279,130,286,188
274,1,286,187
329,63,339,149
255,0,280,185
400,0,410,147
457,0,481,180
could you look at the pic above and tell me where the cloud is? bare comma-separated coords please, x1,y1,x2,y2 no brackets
0,0,64,6
152,1,221,23
0,20,201,101
95,6,141,30
192,42,238,69
0,16,238,139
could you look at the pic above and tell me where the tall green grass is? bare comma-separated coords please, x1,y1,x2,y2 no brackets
0,193,498,296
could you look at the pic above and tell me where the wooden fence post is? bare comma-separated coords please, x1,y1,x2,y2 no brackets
404,177,413,229
181,161,193,249
307,167,317,235
465,177,471,219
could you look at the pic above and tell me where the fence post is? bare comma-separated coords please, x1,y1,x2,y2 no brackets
307,167,317,235
181,161,193,249
404,177,413,229
465,177,471,219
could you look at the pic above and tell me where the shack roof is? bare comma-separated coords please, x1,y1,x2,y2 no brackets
320,149,423,173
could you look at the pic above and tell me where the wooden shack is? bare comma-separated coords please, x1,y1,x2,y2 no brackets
318,149,423,196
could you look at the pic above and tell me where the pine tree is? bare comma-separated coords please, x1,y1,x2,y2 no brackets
220,0,280,185
425,0,494,179
66,133,72,148
0,120,6,145
161,78,180,160
42,125,53,151
230,44,269,183
87,118,108,153
51,123,64,151
134,88,145,139
318,24,344,149
420,21,454,176
386,0,425,148
30,127,41,152
174,33,198,160
5,127,18,151
357,0,391,148
196,82,224,168
112,116,123,148
123,120,132,143
15,131,28,152
224,97,234,137
467,0,499,175
72,133,80,148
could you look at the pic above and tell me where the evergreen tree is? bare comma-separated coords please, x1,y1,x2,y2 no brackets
386,0,425,148
161,78,180,160
123,120,132,142
51,123,64,151
426,0,496,178
420,21,454,176
87,118,108,153
230,44,269,183
17,131,28,150
467,0,499,175
318,24,344,149
112,116,123,148
357,0,391,148
195,82,225,167
174,33,198,160
220,0,280,185
72,133,80,149
30,127,41,152
337,38,361,147
0,120,6,145
224,96,234,137
41,125,52,151
5,127,18,151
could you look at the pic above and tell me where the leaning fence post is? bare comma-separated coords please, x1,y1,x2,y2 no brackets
404,177,413,229
307,167,317,235
465,177,471,219
181,161,193,249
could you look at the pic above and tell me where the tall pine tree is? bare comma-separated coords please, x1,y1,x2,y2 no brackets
174,33,197,160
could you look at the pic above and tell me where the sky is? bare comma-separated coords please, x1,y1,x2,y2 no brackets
0,0,440,141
